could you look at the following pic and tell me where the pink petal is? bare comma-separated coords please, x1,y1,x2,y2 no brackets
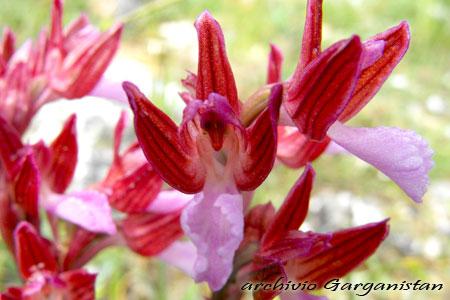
195,11,240,113
328,122,433,202
361,40,385,70
124,81,206,194
233,84,282,190
339,22,410,121
147,190,193,213
180,188,244,291
267,43,283,84
44,191,116,235
158,241,197,277
89,76,127,103
49,0,63,48
286,36,362,141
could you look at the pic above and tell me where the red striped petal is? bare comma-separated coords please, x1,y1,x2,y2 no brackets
242,203,276,249
286,220,389,286
266,44,283,84
1,27,15,62
47,114,77,193
14,222,58,279
233,84,282,191
109,163,163,213
339,22,410,122
124,81,206,194
277,127,330,168
0,114,23,178
52,24,123,98
261,166,314,250
14,154,40,222
286,36,362,141
122,211,183,256
59,269,97,300
195,11,240,114
50,0,63,48
297,0,323,72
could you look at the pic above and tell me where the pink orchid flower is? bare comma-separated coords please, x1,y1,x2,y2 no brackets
0,222,96,300
123,11,282,291
272,0,433,203
0,0,122,134
219,166,387,300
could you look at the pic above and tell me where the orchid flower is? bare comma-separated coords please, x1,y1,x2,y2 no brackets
209,166,388,300
123,11,282,291
0,0,122,134
270,0,433,203
0,222,96,300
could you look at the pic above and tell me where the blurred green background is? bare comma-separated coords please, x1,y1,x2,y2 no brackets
1,0,449,299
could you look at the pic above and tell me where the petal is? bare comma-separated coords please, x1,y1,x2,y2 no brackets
286,220,389,287
277,126,330,168
13,154,40,221
109,163,163,213
59,269,97,300
147,189,193,214
195,11,240,113
47,114,77,193
328,122,434,202
124,81,206,194
261,166,315,250
339,22,410,121
158,241,197,277
0,114,23,177
44,191,116,235
122,210,183,256
89,76,128,103
49,0,63,48
233,84,282,191
360,40,385,70
14,222,58,279
1,27,16,62
180,189,244,291
1,287,23,300
51,24,123,98
286,36,363,141
62,228,97,270
297,0,323,71
241,203,275,248
266,43,284,84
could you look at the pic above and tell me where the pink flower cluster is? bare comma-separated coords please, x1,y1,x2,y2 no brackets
0,0,433,299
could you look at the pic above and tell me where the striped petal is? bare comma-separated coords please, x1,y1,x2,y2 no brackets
328,122,434,202
286,220,389,287
195,11,240,113
122,211,183,256
108,163,163,213
47,114,78,193
233,84,282,191
14,222,58,279
261,166,314,250
339,22,410,121
286,36,362,141
266,44,283,84
124,81,206,194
